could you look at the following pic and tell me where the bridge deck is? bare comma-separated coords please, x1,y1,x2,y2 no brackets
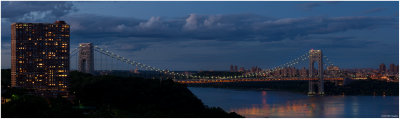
175,78,344,84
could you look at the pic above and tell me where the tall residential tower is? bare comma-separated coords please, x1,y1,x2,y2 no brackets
11,21,70,96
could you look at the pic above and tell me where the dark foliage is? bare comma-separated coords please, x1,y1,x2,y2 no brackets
1,69,243,118
1,69,11,88
325,80,399,96
69,71,242,117
189,80,399,96
2,95,83,117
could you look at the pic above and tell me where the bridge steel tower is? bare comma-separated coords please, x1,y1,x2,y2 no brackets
308,49,324,96
78,43,94,74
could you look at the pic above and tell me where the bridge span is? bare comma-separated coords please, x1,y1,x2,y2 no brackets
71,43,343,96
175,78,344,84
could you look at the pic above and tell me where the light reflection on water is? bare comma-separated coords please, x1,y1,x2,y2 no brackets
229,96,343,118
189,87,399,118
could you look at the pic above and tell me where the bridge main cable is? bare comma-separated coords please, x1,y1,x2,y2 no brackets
93,46,191,78
91,45,314,80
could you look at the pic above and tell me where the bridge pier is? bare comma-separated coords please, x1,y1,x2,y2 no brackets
308,49,324,96
78,43,94,74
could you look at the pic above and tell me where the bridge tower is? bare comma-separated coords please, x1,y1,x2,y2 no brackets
308,49,324,96
78,43,94,74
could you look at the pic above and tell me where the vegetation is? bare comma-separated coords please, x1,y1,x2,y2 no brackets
188,79,399,96
325,79,399,96
1,69,242,118
2,94,83,118
1,69,11,88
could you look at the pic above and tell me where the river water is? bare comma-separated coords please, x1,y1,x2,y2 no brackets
189,87,399,118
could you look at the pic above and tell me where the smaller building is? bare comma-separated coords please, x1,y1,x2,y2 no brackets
379,63,386,73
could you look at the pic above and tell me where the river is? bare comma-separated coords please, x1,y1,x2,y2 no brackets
189,87,399,118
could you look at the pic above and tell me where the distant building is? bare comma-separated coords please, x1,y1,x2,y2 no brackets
379,63,386,73
300,67,308,77
239,67,245,72
327,65,340,78
389,64,396,74
251,66,262,73
234,65,238,72
11,21,70,97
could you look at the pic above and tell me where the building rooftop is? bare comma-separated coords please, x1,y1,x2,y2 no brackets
12,21,67,25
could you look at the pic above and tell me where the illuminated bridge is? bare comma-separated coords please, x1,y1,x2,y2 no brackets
70,43,343,96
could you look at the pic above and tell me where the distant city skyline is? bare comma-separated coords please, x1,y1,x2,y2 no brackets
1,1,399,70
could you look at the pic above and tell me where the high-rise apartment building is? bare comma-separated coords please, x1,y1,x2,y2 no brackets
11,21,70,96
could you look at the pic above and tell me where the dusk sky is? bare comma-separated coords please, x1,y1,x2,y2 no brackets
1,1,399,71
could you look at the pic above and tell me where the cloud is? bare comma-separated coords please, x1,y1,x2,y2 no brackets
1,1,77,40
2,9,395,47
298,2,341,11
299,3,321,11
183,14,199,30
203,15,221,27
1,41,11,68
363,8,386,14
138,16,162,29
1,1,77,22
60,13,396,44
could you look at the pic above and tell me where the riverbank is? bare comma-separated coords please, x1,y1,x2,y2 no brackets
186,80,399,96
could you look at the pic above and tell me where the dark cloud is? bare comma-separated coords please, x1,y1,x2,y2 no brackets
363,8,386,14
280,36,377,49
298,2,342,11
1,1,77,21
299,3,321,11
62,13,395,45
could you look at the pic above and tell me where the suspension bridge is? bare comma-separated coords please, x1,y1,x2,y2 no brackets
70,43,343,96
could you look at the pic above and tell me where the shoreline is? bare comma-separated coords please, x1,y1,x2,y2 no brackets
187,85,398,96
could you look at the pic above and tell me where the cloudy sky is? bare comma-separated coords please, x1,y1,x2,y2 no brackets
1,1,399,71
